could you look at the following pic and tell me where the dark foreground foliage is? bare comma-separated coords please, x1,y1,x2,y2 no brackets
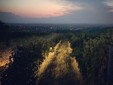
1,43,43,85
0,21,113,85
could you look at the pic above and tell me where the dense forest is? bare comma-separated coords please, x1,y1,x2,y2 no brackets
0,21,113,85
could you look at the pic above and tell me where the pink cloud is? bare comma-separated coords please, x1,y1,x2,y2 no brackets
0,0,83,18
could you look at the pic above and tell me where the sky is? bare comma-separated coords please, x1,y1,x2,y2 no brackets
0,0,113,24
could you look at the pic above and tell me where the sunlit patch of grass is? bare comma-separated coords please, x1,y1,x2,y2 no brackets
37,52,55,78
36,41,81,84
36,41,61,78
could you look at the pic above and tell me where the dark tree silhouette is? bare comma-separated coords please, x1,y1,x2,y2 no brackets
0,21,9,41
1,43,43,85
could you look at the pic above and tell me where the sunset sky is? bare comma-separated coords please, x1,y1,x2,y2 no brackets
0,0,113,24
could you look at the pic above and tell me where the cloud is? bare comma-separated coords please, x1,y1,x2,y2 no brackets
0,0,83,18
104,0,113,12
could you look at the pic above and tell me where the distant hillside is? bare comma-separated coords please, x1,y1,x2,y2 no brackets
0,12,22,23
